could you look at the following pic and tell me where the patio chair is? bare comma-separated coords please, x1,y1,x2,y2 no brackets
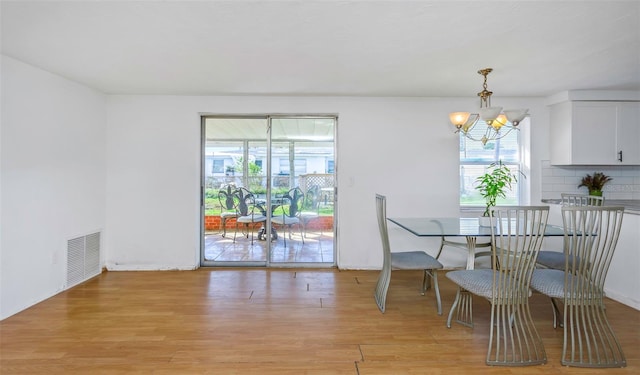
446,206,549,366
271,187,305,247
536,193,604,270
299,185,321,237
218,184,238,238
234,187,267,245
374,194,442,315
530,206,626,367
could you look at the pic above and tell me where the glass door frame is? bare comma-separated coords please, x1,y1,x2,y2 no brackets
200,114,337,268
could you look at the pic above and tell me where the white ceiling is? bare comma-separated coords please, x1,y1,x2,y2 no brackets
2,1,639,97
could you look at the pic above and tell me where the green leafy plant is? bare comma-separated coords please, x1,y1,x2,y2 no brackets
578,172,612,196
476,161,520,217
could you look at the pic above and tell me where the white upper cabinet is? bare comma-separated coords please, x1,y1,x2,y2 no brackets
550,101,640,165
617,102,640,164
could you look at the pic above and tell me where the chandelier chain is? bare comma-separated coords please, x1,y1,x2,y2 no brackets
478,68,493,107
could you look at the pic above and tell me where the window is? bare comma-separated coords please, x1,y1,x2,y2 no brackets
327,160,334,174
278,158,306,175
459,120,522,208
212,159,225,173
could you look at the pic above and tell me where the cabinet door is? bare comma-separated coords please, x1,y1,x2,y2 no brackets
572,102,617,164
617,102,640,164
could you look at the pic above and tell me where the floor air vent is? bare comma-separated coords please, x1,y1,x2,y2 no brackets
66,232,101,288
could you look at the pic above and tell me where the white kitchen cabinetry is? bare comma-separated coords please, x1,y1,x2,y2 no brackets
550,101,640,165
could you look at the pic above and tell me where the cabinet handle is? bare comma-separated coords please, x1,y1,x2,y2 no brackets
618,150,623,162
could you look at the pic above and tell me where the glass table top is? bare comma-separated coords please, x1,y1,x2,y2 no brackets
388,217,565,237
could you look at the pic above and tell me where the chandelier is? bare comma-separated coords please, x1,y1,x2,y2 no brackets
449,68,528,145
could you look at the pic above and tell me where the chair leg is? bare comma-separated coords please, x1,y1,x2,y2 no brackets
486,300,547,366
447,288,462,328
418,269,441,315
432,270,442,315
374,263,391,313
302,218,323,238
280,225,287,248
298,223,304,244
447,288,474,328
233,221,238,243
221,217,227,237
549,297,562,329
561,301,626,367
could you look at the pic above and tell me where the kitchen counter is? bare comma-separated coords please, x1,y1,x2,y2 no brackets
541,199,640,215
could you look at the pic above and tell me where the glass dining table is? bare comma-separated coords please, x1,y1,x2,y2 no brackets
387,217,565,270
388,216,565,327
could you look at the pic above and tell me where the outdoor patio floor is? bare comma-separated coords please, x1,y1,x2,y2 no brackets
204,228,334,263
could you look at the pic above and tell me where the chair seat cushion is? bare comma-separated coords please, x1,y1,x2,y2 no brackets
446,269,495,299
391,251,442,270
531,270,604,304
530,269,566,298
537,251,585,271
272,216,300,225
299,212,319,220
220,212,238,219
237,214,266,223
536,251,566,270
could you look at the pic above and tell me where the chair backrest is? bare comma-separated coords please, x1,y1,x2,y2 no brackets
305,185,320,211
282,187,305,218
561,193,604,206
375,194,392,265
218,184,237,211
561,206,624,294
489,206,550,298
234,187,255,216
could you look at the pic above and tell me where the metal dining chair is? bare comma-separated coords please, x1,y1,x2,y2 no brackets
446,206,549,366
536,193,604,270
530,206,626,368
374,194,443,315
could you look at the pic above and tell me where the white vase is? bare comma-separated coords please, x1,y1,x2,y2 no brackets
478,216,496,227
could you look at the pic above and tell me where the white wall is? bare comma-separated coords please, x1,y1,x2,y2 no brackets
1,56,107,319
22,54,640,318
105,95,545,271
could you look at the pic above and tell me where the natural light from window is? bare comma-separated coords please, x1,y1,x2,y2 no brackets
459,120,521,208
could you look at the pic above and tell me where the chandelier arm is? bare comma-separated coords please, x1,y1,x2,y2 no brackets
483,127,516,142
459,131,487,143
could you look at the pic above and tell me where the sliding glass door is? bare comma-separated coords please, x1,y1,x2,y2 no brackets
201,115,336,267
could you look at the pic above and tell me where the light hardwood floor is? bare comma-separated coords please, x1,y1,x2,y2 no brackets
1,268,638,374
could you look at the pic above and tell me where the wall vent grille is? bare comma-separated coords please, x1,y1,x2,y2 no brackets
66,232,101,288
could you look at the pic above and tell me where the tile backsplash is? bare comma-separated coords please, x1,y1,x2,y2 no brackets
541,161,640,200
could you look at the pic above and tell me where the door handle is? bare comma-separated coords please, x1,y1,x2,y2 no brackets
618,150,623,162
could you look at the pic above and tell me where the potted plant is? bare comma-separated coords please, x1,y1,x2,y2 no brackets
578,172,612,197
475,161,520,226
